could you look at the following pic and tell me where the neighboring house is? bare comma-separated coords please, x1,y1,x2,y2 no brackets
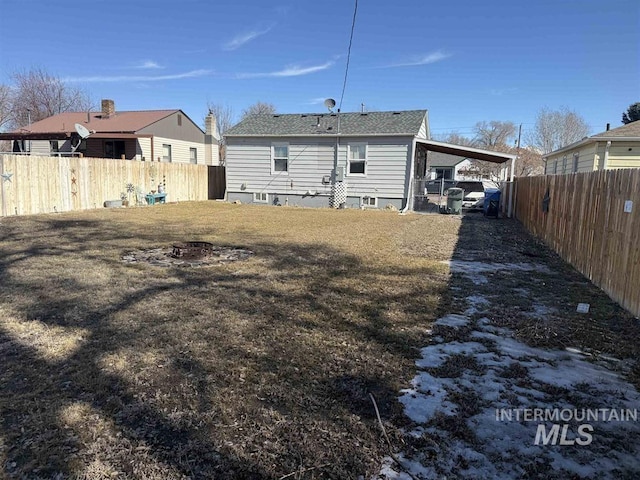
224,109,516,210
0,99,219,165
544,120,640,175
428,152,485,181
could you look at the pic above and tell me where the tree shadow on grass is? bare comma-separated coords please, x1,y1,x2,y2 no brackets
0,215,445,479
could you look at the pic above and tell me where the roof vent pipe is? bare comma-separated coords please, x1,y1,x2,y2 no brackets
606,123,610,131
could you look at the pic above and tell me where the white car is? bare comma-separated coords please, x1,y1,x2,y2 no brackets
456,180,500,210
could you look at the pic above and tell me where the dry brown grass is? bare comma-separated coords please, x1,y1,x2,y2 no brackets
0,203,452,479
1,203,638,479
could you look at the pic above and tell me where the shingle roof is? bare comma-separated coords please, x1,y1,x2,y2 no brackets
544,120,640,157
15,110,179,134
591,120,640,139
225,110,427,137
428,152,467,167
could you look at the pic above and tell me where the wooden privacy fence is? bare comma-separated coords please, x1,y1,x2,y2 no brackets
0,154,209,216
515,169,640,318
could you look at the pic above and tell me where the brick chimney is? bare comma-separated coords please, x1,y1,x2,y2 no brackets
101,99,115,118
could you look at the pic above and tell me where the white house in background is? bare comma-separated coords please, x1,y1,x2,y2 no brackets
0,99,219,165
224,110,516,211
544,120,640,175
429,152,480,181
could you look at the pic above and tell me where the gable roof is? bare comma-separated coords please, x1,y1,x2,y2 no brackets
225,110,428,137
545,120,640,158
428,152,468,167
591,120,640,139
14,110,180,135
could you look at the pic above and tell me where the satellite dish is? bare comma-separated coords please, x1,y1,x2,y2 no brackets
324,98,336,112
75,123,91,139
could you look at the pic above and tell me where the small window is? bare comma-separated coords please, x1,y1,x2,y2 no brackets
190,147,197,164
435,168,453,180
105,140,125,159
553,160,558,174
562,155,567,173
362,196,377,207
253,192,268,203
272,143,288,173
573,153,579,173
49,140,59,154
162,144,172,162
348,143,367,175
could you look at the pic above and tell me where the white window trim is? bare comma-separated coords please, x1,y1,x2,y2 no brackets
361,196,377,208
347,142,367,176
271,142,289,175
253,192,269,203
162,144,172,163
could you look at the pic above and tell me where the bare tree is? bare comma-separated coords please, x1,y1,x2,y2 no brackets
206,102,235,137
240,101,276,120
0,84,13,132
436,132,476,146
528,107,591,154
10,67,92,128
473,120,516,147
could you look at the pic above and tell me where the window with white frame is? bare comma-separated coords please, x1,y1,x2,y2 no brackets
253,192,268,203
361,196,377,207
348,143,367,175
190,147,197,164
271,143,288,173
573,153,579,173
162,144,172,162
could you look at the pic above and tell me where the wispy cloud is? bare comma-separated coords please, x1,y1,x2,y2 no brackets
133,60,163,69
382,50,451,68
223,26,273,51
62,69,212,83
237,61,335,79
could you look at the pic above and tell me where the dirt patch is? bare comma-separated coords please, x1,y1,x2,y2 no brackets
122,245,254,267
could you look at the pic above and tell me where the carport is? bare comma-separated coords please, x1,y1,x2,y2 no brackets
407,139,518,216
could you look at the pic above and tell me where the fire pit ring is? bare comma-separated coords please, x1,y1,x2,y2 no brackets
171,241,215,259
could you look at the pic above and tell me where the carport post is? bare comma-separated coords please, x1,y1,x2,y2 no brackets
507,156,515,218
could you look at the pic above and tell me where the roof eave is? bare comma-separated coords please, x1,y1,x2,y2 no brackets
543,136,640,159
224,132,418,138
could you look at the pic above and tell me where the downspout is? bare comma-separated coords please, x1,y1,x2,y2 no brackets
507,156,515,218
603,141,611,169
400,137,417,214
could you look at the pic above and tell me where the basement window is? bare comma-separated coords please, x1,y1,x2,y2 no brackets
361,196,377,207
253,192,268,203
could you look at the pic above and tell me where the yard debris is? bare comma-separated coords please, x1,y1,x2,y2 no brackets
122,245,254,267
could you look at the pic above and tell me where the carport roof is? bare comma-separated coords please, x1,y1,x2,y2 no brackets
417,139,517,163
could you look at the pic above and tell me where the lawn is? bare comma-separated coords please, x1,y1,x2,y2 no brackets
2,202,639,479
0,202,458,479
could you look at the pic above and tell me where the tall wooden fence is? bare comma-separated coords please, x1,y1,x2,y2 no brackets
0,154,209,216
515,169,640,318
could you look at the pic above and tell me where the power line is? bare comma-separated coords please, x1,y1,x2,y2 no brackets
339,0,358,112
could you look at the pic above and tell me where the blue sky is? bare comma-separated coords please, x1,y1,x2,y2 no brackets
1,0,638,140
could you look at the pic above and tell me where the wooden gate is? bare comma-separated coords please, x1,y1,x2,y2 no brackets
207,166,226,200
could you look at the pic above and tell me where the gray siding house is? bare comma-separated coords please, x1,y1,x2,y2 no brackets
224,110,430,209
